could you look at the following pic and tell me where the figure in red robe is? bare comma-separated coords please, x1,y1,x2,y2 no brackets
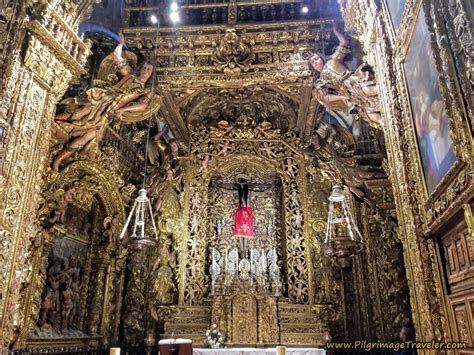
233,181,254,257
233,207,254,238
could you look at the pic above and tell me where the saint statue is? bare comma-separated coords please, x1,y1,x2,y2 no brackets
152,237,176,305
309,21,382,128
52,33,161,170
151,167,182,238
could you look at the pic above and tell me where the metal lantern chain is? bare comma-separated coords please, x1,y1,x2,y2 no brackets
323,185,364,267
119,15,162,251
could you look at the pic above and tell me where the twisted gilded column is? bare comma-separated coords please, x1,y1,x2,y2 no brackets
0,1,91,349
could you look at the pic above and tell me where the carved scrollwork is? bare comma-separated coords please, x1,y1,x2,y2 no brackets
211,29,255,75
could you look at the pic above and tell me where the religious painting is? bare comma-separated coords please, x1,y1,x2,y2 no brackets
34,234,89,337
385,0,406,32
403,7,456,195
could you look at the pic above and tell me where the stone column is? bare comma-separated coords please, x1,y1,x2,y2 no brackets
0,1,90,348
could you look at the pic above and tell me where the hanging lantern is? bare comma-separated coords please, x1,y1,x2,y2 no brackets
119,188,159,251
322,185,363,267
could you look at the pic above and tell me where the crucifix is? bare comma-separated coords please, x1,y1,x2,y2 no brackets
210,179,272,257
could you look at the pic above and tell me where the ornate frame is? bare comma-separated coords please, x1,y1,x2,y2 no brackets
395,0,472,231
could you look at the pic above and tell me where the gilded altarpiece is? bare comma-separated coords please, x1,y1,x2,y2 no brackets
179,123,313,306
19,158,130,352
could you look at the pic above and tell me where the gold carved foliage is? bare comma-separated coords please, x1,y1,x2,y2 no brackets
444,0,473,122
186,87,298,134
0,0,92,348
211,29,255,75
0,75,50,348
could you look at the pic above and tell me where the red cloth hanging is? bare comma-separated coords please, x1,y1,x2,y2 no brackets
233,206,254,238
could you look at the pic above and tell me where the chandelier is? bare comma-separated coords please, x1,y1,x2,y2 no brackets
322,185,364,267
119,188,158,250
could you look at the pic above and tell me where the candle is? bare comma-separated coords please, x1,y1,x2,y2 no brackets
276,346,286,355
110,348,120,355
250,248,254,285
236,250,239,279
224,249,228,274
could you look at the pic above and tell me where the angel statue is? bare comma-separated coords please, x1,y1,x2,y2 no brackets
309,21,382,128
51,33,161,171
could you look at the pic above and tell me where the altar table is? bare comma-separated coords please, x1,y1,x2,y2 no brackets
192,348,325,355
159,338,193,355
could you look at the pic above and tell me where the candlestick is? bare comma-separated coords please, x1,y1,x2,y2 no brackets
236,249,239,280
224,249,228,274
273,247,277,275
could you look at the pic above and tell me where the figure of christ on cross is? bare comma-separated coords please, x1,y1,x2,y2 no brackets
210,179,272,258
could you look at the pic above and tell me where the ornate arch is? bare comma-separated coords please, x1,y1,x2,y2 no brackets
56,160,127,225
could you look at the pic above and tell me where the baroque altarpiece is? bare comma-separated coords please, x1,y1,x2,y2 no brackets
0,0,472,353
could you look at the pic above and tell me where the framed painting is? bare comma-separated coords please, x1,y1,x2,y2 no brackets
385,0,406,32
403,6,457,195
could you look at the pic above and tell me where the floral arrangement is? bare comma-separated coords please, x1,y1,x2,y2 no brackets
206,324,225,349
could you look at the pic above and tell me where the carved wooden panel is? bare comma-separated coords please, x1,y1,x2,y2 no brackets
442,223,474,350
449,293,474,349
442,226,474,292
257,296,279,343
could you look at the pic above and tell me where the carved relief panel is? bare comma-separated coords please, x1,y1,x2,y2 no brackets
231,293,258,344
34,233,88,337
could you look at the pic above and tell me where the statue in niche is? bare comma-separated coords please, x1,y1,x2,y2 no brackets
147,127,169,168
51,33,160,171
151,236,176,305
152,168,182,238
148,132,185,189
313,247,340,305
309,21,382,128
